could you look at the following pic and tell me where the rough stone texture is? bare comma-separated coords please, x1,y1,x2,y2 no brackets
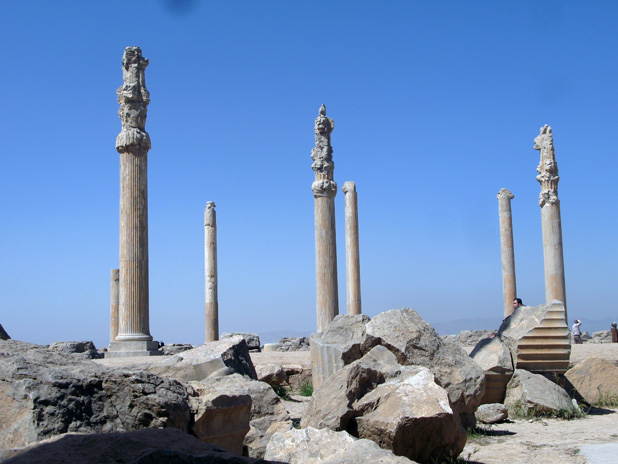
309,314,379,390
504,369,577,416
311,104,339,331
159,343,193,356
354,368,466,463
147,336,257,382
459,330,495,346
191,374,291,459
365,309,485,426
264,427,416,464
0,340,193,450
469,336,513,404
0,324,10,340
277,337,310,352
255,364,288,386
1,427,274,464
48,341,100,359
471,301,570,405
475,403,508,424
302,346,465,462
221,332,261,351
564,357,618,405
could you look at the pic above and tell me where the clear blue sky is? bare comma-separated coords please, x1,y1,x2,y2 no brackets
2,1,617,348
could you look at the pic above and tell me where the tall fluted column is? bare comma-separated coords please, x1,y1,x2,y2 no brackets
534,125,567,321
311,104,339,331
497,189,517,318
110,269,119,342
108,47,158,356
342,181,361,315
204,201,219,343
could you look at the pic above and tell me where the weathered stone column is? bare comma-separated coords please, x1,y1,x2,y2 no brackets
311,105,339,331
497,189,517,318
204,201,219,343
110,269,119,342
534,125,567,321
108,47,158,357
342,181,361,315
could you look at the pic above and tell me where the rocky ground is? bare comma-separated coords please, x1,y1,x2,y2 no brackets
248,344,618,464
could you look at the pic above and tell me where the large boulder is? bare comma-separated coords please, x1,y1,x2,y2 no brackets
309,314,379,390
366,309,485,425
147,336,257,382
564,358,618,405
221,333,261,351
48,341,100,359
1,427,274,464
264,427,416,464
591,331,611,344
504,369,577,416
459,330,495,346
277,337,310,352
302,346,465,463
0,340,194,450
469,336,514,404
191,374,292,459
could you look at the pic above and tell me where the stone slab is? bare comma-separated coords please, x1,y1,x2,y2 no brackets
105,340,161,358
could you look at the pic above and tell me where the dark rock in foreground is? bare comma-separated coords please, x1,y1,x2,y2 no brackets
1,427,278,464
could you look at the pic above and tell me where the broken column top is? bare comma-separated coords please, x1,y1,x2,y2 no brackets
342,181,356,194
497,188,514,200
533,124,559,207
311,104,337,198
206,201,216,210
116,46,151,153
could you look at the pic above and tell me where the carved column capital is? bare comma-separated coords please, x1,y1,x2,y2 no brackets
116,47,151,153
497,188,514,200
534,124,559,207
206,201,216,210
311,104,337,199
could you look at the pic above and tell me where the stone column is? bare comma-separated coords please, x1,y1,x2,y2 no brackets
342,181,361,315
497,189,517,318
311,104,339,331
108,47,159,357
534,125,567,321
110,269,119,342
204,201,219,343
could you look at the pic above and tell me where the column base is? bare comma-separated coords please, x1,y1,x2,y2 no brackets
105,340,162,358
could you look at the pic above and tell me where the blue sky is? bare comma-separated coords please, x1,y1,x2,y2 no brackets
1,1,617,348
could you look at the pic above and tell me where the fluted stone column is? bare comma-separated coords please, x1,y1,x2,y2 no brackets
342,181,361,315
204,201,219,343
534,125,567,321
311,105,339,331
110,269,119,342
497,189,517,318
108,47,159,357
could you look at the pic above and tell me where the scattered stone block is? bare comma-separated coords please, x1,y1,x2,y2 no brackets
48,341,100,359
255,363,288,386
159,343,193,355
564,357,618,405
264,427,416,464
277,337,310,352
475,403,508,424
221,332,261,351
504,369,577,416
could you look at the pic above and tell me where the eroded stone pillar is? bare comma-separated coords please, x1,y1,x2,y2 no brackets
497,189,517,318
108,47,158,357
534,125,567,321
110,269,119,342
342,181,361,315
205,201,219,343
311,105,339,331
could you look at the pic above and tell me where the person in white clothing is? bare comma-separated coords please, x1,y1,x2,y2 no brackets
572,319,582,344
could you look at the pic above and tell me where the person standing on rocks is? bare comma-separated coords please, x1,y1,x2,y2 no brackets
572,319,583,344
611,322,618,343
